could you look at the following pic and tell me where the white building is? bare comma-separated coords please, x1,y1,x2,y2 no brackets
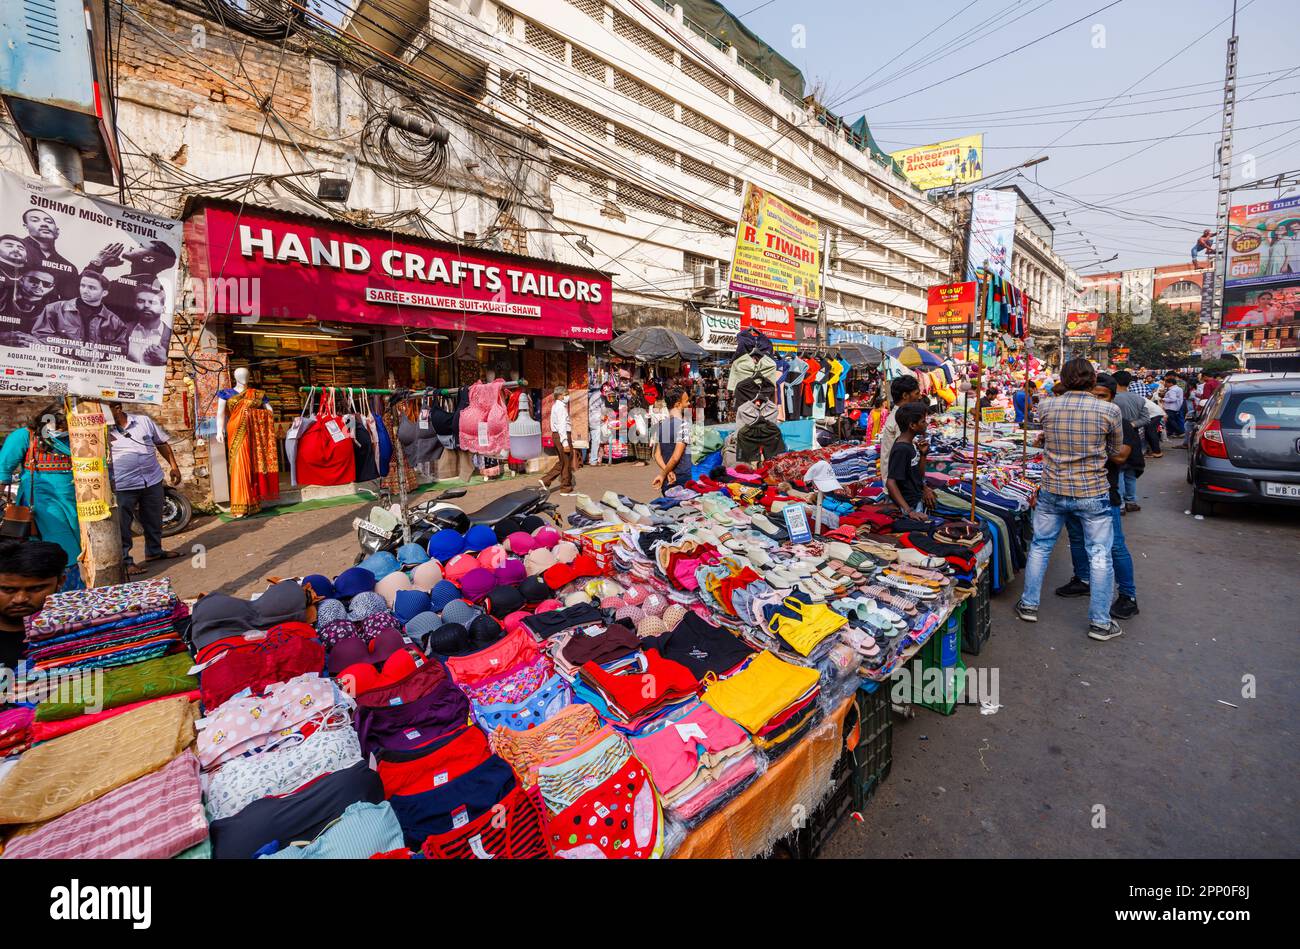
363,0,955,340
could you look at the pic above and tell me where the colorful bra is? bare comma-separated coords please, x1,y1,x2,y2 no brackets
473,674,572,733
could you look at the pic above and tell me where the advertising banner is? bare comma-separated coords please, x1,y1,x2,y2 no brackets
728,183,822,308
699,309,741,352
1096,327,1113,344
966,189,1018,279
67,401,112,521
889,134,984,191
1113,346,1131,365
1226,196,1300,288
738,296,796,339
0,169,181,404
925,282,975,341
1222,283,1300,329
1065,312,1100,341
187,204,613,339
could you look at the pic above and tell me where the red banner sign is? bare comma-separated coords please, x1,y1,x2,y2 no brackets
739,297,796,339
925,282,975,340
185,204,613,339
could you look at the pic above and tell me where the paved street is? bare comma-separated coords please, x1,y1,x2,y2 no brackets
133,460,663,600
136,451,1300,859
824,452,1300,858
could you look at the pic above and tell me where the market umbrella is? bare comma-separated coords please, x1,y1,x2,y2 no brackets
837,343,884,367
609,326,708,361
888,344,944,369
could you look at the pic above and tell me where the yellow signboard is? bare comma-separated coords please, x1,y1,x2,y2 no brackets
981,407,1007,423
890,135,985,191
728,183,822,308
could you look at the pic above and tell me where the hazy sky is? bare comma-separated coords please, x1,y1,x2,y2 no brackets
738,0,1297,274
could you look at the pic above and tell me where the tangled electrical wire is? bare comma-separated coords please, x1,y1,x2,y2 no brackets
361,99,450,187
200,0,302,41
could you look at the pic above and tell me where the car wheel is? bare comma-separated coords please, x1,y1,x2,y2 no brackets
1191,492,1214,517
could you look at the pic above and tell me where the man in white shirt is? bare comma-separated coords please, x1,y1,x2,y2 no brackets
1160,373,1186,439
542,385,576,494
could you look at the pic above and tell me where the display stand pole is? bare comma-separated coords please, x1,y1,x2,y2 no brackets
814,490,824,535
1021,357,1030,466
968,269,990,523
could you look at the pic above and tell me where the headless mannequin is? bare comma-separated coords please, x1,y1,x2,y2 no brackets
215,367,249,445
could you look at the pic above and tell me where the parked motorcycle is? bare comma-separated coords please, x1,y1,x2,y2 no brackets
356,485,561,560
129,486,194,538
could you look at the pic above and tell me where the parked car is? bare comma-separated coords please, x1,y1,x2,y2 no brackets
1188,373,1300,515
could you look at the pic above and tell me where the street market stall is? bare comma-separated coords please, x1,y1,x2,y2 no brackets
0,378,1039,858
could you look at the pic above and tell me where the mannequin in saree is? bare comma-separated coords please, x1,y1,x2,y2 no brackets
216,367,279,517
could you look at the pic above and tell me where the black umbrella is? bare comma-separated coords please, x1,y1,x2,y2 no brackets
609,326,708,361
837,343,885,367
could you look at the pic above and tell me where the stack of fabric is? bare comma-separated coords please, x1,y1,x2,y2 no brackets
0,696,206,859
701,650,821,755
629,700,758,824
0,707,33,760
21,577,185,680
572,649,698,732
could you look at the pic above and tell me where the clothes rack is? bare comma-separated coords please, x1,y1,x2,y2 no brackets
296,381,530,544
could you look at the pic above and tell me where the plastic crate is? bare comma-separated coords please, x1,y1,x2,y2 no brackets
962,567,992,655
772,688,895,859
911,613,967,716
850,683,893,806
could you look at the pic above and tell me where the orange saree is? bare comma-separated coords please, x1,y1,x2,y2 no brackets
226,388,279,517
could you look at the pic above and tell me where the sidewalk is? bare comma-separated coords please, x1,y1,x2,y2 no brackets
131,459,663,599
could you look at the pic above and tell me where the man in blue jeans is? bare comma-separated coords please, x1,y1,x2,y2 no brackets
1056,374,1142,619
1016,359,1129,641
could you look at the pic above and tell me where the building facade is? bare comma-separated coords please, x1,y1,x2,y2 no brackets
426,0,954,339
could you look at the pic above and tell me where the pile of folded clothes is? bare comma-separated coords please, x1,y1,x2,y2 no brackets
20,577,186,683
702,650,822,755
629,700,759,824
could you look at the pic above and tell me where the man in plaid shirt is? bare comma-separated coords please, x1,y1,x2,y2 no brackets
1017,358,1131,640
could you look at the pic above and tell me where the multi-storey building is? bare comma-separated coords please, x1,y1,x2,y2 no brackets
385,0,955,339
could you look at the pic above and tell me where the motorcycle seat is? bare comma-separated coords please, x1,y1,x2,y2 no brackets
467,488,547,527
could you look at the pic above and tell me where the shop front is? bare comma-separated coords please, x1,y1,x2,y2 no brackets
183,202,612,508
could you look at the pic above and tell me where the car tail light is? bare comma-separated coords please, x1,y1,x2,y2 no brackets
1199,419,1229,458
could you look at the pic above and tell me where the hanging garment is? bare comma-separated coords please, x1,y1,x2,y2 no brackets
784,357,808,419
285,396,315,488
459,379,509,458
727,353,779,399
733,328,773,359
371,399,393,477
353,410,379,482
736,418,785,463
295,391,356,487
802,357,821,409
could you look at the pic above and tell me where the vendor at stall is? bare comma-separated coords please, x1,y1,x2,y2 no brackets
0,539,68,672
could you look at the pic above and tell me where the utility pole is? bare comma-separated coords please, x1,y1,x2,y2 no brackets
1209,1,1239,330
37,141,125,589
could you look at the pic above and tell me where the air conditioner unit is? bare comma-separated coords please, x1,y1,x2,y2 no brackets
693,261,719,292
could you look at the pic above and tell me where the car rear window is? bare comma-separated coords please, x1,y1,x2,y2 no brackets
1224,391,1300,430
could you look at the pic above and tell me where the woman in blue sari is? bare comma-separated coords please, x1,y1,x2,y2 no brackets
0,404,85,591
